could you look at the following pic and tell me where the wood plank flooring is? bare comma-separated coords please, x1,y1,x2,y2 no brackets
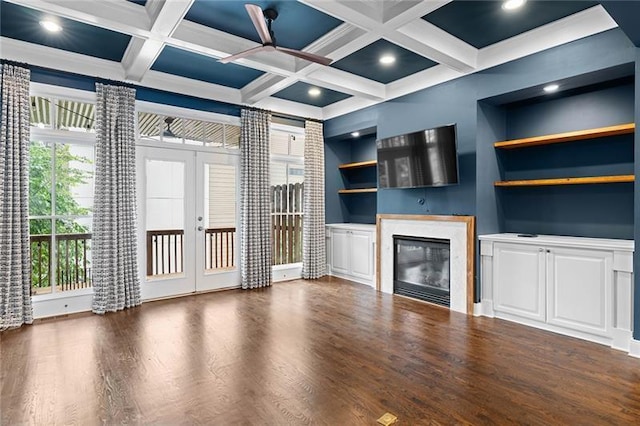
2,276,640,425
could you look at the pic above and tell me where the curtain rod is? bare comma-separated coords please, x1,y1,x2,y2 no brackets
1,59,29,68
242,105,323,123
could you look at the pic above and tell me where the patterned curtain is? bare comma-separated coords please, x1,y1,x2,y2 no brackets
91,83,140,314
240,109,272,289
302,120,326,279
0,64,33,329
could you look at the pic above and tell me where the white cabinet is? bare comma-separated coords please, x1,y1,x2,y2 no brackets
493,243,546,322
326,224,376,287
480,234,633,351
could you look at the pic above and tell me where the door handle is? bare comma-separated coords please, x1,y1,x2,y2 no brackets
197,226,204,231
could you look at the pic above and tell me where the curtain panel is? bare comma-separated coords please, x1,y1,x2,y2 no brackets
91,83,141,314
302,120,326,279
240,109,272,289
0,64,33,329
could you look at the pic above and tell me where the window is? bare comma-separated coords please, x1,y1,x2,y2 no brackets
270,128,304,265
138,112,240,149
29,94,96,295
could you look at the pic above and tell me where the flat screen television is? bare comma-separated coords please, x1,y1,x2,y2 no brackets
377,124,459,189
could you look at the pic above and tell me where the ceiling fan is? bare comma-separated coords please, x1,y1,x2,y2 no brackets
218,4,333,66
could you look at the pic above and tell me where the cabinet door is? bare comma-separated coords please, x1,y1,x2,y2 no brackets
493,243,546,322
546,247,611,337
350,230,373,281
330,229,350,275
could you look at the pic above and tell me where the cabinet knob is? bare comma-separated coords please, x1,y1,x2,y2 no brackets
539,248,544,252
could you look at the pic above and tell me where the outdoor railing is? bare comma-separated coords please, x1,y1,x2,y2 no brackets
146,229,184,276
205,227,235,270
30,233,92,292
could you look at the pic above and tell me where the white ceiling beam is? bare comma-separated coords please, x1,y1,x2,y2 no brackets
241,74,291,104
252,97,323,121
392,20,477,72
477,5,617,71
122,0,194,81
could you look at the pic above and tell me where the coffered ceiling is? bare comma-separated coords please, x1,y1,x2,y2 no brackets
0,1,621,120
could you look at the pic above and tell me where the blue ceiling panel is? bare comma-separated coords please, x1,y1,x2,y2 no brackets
273,82,351,108
331,39,438,84
151,46,264,89
0,1,131,62
423,1,599,49
184,1,342,51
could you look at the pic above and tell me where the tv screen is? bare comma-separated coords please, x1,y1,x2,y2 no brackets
377,124,459,189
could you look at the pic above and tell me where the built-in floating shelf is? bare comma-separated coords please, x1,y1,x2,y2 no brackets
494,123,635,149
339,188,378,194
495,175,634,187
338,160,377,170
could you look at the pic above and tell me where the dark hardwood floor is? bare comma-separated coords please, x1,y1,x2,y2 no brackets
2,276,640,425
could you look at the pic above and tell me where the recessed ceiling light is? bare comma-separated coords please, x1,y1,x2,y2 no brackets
39,19,62,33
351,131,360,137
379,55,396,65
502,0,526,11
543,84,559,93
308,87,321,97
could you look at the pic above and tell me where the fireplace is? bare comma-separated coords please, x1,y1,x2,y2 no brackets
393,235,450,307
377,214,474,314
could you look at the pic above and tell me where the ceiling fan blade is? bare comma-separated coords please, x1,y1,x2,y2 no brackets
218,46,268,63
245,4,272,45
276,47,333,66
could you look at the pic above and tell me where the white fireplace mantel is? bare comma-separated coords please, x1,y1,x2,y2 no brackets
376,215,475,315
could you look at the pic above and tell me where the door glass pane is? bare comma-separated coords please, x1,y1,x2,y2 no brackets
204,163,236,271
146,159,185,277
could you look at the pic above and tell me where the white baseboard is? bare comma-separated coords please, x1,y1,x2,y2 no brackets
629,339,640,358
272,263,302,282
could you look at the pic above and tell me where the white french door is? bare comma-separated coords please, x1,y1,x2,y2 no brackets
137,146,240,300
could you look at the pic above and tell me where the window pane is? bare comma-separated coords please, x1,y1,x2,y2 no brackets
30,219,52,294
204,121,224,147
54,144,94,215
162,117,183,144
271,131,289,155
225,124,240,149
55,218,92,291
139,112,161,140
56,99,95,132
30,96,52,128
290,134,305,157
29,141,52,216
183,119,205,145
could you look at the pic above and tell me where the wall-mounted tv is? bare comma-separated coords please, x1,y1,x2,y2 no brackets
377,124,459,189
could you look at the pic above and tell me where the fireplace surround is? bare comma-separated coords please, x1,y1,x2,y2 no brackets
377,214,475,314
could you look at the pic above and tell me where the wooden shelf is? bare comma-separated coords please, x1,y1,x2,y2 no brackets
338,160,377,170
495,175,634,187
339,188,377,194
494,123,635,149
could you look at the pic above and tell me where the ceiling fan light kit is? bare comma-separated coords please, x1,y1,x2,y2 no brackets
219,4,332,66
